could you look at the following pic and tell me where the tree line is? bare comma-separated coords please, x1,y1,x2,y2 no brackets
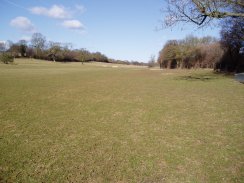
157,19,243,72
160,0,244,73
158,35,223,69
218,17,244,72
0,32,109,63
0,32,147,66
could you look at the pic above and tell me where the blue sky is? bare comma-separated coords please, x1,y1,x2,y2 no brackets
0,0,221,62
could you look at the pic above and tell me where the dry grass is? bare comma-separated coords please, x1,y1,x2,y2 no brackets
0,59,243,182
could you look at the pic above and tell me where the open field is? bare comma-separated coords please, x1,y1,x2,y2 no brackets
0,59,244,182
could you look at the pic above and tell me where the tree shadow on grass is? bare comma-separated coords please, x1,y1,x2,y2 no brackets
176,73,218,82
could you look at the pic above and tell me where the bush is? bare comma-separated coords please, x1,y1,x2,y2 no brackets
0,53,14,64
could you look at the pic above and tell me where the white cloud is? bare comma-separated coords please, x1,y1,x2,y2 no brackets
30,7,47,15
10,16,35,33
29,4,86,33
30,5,71,19
62,20,84,30
75,5,85,13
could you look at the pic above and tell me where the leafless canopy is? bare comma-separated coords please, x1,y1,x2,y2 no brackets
164,0,244,28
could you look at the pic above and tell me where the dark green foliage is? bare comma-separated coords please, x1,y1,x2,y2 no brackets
0,53,14,64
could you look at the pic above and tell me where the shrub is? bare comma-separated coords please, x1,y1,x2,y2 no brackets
0,53,14,64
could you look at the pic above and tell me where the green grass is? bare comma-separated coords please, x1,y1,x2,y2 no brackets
0,59,243,182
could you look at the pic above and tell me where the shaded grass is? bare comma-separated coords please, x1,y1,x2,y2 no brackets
0,59,244,182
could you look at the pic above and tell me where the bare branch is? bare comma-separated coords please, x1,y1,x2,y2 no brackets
163,0,244,28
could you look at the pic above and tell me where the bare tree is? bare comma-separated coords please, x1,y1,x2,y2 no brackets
31,33,46,59
163,0,244,28
47,42,62,62
9,44,20,57
148,54,156,68
158,36,222,69
215,17,244,72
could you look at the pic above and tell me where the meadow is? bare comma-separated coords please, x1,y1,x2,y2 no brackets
0,59,243,182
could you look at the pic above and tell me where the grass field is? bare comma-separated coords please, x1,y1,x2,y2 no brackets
0,59,243,182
